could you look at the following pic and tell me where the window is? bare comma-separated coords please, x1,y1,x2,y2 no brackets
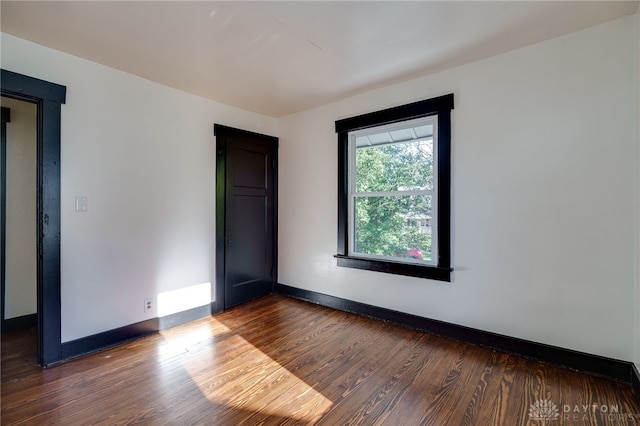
349,116,438,264
335,94,453,281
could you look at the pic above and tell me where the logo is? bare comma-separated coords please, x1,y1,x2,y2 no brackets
529,399,560,422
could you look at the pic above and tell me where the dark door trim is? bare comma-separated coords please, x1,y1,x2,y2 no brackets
1,69,66,365
1,106,10,334
213,124,278,313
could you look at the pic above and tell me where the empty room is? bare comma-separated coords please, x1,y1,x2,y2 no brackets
2,1,640,424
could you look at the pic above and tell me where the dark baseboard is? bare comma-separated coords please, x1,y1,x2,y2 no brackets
2,313,37,334
276,283,635,384
58,304,212,364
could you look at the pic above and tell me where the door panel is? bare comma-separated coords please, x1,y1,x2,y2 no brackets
226,194,270,307
215,125,277,310
233,148,267,189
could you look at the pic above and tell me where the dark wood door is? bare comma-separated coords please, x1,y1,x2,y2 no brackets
215,125,277,310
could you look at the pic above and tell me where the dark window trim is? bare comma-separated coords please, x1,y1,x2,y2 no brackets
335,94,453,282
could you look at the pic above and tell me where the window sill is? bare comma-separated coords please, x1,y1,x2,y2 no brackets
334,254,451,282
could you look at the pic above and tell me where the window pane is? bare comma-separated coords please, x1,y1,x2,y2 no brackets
355,138,433,193
354,195,433,262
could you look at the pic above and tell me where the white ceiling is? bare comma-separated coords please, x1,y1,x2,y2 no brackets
1,1,637,117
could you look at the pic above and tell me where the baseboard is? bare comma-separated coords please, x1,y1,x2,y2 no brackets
2,313,37,334
276,283,635,384
59,304,212,364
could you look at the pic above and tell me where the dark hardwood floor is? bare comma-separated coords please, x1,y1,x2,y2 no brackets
2,295,639,425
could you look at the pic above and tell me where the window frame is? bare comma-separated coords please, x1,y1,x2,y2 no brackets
335,94,453,282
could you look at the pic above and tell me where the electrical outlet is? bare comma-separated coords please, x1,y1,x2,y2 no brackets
144,298,152,313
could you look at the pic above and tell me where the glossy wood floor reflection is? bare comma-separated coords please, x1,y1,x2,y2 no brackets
2,295,639,425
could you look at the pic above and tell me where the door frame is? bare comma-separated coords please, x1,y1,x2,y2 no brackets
1,107,9,334
213,124,278,313
1,69,66,366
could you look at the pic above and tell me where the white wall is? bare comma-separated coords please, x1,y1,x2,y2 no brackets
0,33,278,342
279,17,636,361
1,96,37,319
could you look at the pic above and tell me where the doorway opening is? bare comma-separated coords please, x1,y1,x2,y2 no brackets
1,97,38,343
1,69,66,366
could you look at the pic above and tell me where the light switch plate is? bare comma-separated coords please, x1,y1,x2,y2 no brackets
75,196,88,212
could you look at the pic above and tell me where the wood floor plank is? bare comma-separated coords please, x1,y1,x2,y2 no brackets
459,350,507,426
2,295,639,425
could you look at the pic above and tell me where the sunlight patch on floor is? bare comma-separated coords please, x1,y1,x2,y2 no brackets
163,318,333,422
157,325,220,362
